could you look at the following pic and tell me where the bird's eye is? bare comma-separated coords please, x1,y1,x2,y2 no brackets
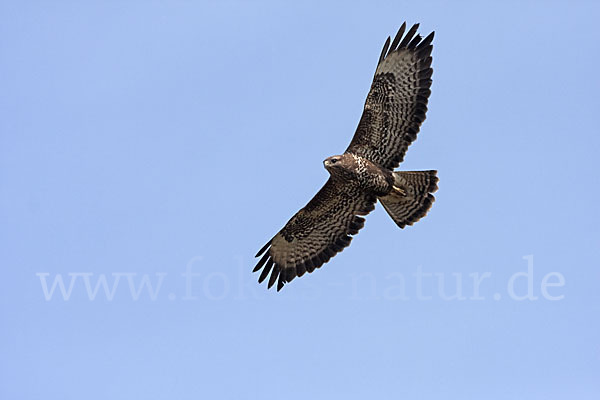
330,158,337,164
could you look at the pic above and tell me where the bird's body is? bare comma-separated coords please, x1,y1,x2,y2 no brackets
325,154,393,196
254,23,439,291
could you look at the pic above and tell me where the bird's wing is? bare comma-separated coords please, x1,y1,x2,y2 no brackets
346,23,434,170
253,178,376,291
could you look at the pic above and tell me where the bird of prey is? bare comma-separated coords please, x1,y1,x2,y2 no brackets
254,22,438,291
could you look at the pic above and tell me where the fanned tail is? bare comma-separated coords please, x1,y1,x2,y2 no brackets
379,170,438,228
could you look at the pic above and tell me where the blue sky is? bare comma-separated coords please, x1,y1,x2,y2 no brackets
1,1,599,399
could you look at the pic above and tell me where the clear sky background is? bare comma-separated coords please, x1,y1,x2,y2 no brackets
1,1,599,399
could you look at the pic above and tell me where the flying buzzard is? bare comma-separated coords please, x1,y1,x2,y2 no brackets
254,23,438,291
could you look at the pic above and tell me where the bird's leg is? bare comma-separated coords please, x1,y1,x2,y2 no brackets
392,185,406,196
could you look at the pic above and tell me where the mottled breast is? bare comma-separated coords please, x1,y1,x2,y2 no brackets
335,153,392,195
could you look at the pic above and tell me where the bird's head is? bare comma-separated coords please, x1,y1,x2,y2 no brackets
323,155,345,172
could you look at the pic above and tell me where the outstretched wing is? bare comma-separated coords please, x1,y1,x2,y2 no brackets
253,179,376,291
346,23,434,170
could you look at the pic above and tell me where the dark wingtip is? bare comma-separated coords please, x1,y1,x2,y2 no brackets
257,258,274,283
378,36,391,64
252,252,270,272
267,264,280,289
417,31,435,49
389,22,407,52
255,239,272,258
407,34,422,49
398,23,420,49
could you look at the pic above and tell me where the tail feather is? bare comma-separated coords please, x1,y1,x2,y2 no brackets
379,170,438,228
